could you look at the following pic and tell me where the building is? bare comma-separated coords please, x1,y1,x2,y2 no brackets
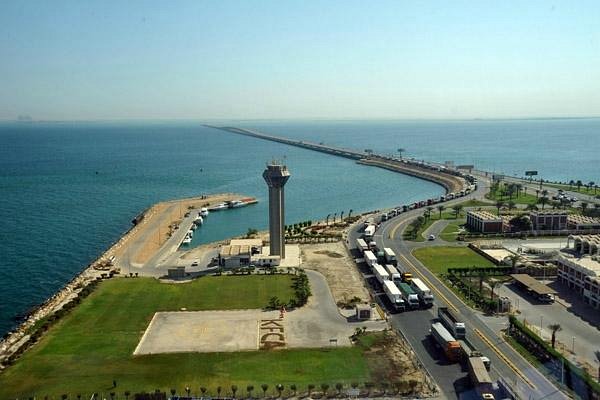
567,215,600,230
263,162,290,258
466,211,505,233
218,238,280,268
556,235,600,310
529,211,568,231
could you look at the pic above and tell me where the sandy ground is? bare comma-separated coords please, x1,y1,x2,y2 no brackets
300,242,370,306
108,193,242,266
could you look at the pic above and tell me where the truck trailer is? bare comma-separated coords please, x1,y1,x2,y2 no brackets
355,238,369,254
363,224,376,240
383,280,406,312
363,250,377,268
438,307,466,339
467,356,494,398
372,264,390,285
397,282,420,308
384,264,402,283
430,322,461,362
383,248,397,266
410,278,434,307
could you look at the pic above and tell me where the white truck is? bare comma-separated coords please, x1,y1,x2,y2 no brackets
384,264,402,283
438,307,466,339
372,263,390,285
383,280,406,312
383,248,397,266
355,238,369,254
363,250,377,268
363,224,376,240
410,278,434,307
397,282,420,308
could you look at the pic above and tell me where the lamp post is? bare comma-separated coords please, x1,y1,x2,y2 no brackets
540,315,544,338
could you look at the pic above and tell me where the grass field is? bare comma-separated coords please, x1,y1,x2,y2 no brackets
412,246,495,274
439,219,466,242
485,189,539,205
402,210,465,242
0,275,373,399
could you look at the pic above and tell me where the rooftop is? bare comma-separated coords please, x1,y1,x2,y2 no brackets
530,211,569,216
467,210,502,221
568,214,600,225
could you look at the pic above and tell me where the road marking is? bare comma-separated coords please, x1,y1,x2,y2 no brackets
397,254,459,314
474,328,535,389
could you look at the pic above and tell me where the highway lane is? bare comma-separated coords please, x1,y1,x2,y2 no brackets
348,173,569,399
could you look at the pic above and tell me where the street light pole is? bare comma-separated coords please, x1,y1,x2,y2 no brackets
540,315,544,338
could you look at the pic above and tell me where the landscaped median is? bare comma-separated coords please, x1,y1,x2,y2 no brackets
0,274,430,399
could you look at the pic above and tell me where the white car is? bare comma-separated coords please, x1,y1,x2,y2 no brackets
428,234,436,241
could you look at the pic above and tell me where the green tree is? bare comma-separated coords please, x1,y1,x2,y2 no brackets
397,147,405,159
261,384,269,398
275,384,284,398
290,384,297,396
581,201,589,215
217,386,222,398
307,384,315,397
495,201,505,216
246,228,258,238
335,383,344,395
548,323,562,348
507,201,516,212
320,383,330,396
538,196,549,210
437,204,445,219
452,204,463,218
247,385,254,398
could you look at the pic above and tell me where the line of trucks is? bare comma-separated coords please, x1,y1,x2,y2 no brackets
431,307,495,399
356,239,433,312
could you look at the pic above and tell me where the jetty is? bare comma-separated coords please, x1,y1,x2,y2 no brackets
205,125,466,193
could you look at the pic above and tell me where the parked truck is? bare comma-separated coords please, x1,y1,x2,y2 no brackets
363,224,376,240
396,262,413,282
430,322,461,362
383,280,406,312
467,356,494,399
438,307,466,339
363,250,377,268
355,238,369,254
410,278,434,307
373,264,390,285
384,264,402,283
397,282,420,308
383,248,397,266
458,340,491,371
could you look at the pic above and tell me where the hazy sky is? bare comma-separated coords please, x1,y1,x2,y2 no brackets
1,1,599,120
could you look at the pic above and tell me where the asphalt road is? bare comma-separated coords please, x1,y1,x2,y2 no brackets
348,174,569,400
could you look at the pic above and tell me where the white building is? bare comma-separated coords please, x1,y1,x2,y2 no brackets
557,235,600,310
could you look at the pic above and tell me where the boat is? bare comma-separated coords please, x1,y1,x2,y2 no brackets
227,200,246,208
187,230,194,237
200,207,209,217
182,236,192,245
194,215,203,225
208,202,228,211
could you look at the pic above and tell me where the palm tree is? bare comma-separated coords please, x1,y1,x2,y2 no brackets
576,180,583,191
261,384,269,398
568,180,575,189
397,148,405,159
548,323,562,348
364,382,374,397
508,254,521,270
320,383,330,397
425,206,433,220
437,204,445,219
340,211,344,221
348,209,353,218
61,395,68,400
478,270,487,293
538,196,549,210
171,389,176,397
489,280,500,300
581,201,589,215
535,189,540,199
333,212,337,223
200,387,208,397
325,214,331,225
186,387,191,397
452,204,463,219
247,385,255,399
335,383,343,396
307,384,315,397
588,181,595,193
290,384,297,397
515,183,523,198
275,384,284,398
507,201,516,212
124,391,130,400
217,386,222,398
231,385,238,398
496,201,505,216
525,203,538,211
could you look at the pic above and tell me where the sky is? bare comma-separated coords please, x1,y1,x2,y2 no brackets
1,1,599,120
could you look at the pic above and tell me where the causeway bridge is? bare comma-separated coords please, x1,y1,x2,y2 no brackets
205,125,466,194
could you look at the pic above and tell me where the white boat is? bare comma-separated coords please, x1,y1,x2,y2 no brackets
200,207,209,217
182,237,192,245
194,215,203,225
227,200,247,208
187,230,194,237
208,202,228,211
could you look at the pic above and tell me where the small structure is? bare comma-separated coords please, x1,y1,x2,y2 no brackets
355,304,373,321
466,211,505,233
510,274,556,301
567,215,600,230
529,211,568,231
218,238,281,268
167,266,186,279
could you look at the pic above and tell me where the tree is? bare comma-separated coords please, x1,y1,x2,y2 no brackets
452,204,463,218
124,391,130,400
200,387,208,397
171,389,176,397
217,386,222,398
397,148,405,159
320,383,330,396
568,180,575,189
340,211,344,221
246,228,258,238
538,196,549,210
437,204,445,219
364,382,374,396
576,180,583,191
275,384,284,398
489,280,500,300
495,201,504,216
507,201,516,212
247,385,254,399
335,383,344,396
307,384,315,397
548,323,562,348
261,384,269,398
425,206,433,220
581,201,589,215
61,395,68,400
348,209,353,218
290,384,297,396
326,214,331,225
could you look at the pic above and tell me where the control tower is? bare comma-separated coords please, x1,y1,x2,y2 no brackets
262,162,291,258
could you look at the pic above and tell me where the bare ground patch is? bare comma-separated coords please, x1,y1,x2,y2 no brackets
301,242,370,306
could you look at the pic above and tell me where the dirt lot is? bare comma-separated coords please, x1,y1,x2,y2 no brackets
301,242,370,306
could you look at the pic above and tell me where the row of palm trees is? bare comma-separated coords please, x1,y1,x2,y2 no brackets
325,209,353,226
567,179,598,194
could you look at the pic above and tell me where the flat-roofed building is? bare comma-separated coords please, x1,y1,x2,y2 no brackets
466,210,504,233
557,234,600,310
218,238,280,268
567,215,600,230
529,211,568,231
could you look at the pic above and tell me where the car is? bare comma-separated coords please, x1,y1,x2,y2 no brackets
570,197,578,202
191,261,199,267
428,234,436,241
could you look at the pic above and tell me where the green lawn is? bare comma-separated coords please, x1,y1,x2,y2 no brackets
403,210,465,242
439,219,466,242
485,189,539,205
412,246,495,275
0,276,372,399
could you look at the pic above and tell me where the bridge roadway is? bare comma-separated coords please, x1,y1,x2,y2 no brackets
347,173,568,400
205,125,465,193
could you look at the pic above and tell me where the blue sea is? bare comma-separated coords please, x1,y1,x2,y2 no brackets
0,119,598,336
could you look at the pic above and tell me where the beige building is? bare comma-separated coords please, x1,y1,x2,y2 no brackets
218,238,280,268
466,210,506,233
529,211,568,231
567,215,600,230
557,235,600,310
